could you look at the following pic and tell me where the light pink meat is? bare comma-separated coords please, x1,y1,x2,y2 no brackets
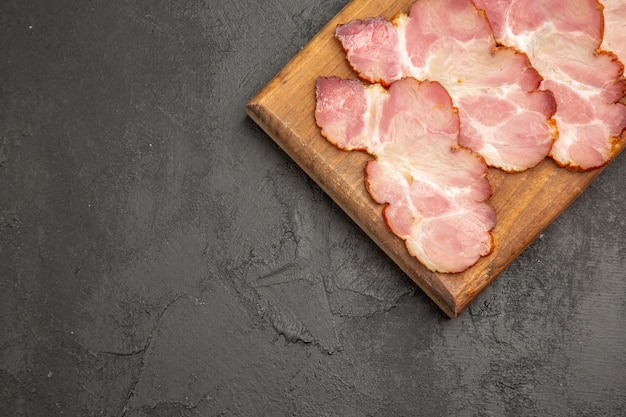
334,0,558,172
473,0,626,170
602,0,626,75
315,76,496,273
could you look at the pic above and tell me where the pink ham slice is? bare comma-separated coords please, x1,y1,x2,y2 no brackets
315,76,496,273
334,0,558,172
473,0,626,170
602,0,626,76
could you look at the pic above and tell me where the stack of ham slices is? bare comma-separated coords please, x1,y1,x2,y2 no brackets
315,0,626,273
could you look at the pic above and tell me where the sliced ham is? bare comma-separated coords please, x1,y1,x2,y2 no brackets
334,0,558,172
315,76,496,273
602,0,626,76
473,0,626,170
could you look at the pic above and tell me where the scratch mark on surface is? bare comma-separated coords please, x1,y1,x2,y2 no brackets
140,391,211,414
248,262,301,288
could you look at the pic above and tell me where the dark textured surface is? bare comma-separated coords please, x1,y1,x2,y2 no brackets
1,1,625,416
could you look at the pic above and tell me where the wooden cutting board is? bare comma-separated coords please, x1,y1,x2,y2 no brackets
246,0,626,318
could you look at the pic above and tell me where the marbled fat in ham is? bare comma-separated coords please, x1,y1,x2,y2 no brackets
334,0,558,172
315,76,496,273
473,0,626,170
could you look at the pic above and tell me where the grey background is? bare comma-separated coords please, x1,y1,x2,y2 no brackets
1,0,625,416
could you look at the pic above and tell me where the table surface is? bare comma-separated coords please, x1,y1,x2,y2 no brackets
2,1,625,415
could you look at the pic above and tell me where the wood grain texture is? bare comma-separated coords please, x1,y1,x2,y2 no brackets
246,0,626,318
